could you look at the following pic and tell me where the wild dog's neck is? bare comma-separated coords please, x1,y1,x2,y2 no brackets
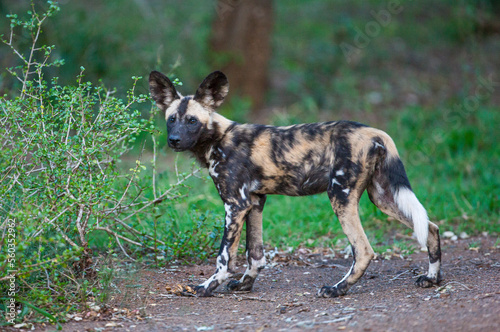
190,112,235,167
209,112,234,133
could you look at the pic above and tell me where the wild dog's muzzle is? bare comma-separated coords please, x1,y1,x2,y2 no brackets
168,135,181,149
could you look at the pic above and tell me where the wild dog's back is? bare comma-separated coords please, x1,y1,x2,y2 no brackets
214,121,370,196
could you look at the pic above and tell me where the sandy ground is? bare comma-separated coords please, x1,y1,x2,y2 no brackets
32,235,500,332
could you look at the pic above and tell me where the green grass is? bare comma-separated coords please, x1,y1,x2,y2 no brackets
143,104,499,253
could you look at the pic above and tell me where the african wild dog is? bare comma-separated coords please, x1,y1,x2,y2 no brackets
149,70,442,297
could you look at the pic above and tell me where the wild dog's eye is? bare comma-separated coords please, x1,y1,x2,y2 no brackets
188,118,198,125
168,116,176,123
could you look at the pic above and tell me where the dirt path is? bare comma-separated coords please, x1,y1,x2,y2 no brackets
42,236,499,331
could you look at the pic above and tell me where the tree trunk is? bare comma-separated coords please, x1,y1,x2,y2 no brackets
211,0,273,117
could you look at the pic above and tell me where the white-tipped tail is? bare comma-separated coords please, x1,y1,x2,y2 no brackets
394,187,429,248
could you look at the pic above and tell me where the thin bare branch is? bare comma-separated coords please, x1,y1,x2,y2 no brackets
31,207,71,239
114,234,136,261
94,226,157,251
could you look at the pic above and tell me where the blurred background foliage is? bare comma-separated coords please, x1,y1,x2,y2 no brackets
1,0,499,123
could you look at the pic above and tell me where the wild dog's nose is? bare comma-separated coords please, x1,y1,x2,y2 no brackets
168,136,180,147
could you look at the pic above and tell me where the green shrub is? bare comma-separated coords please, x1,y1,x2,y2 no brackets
0,2,221,326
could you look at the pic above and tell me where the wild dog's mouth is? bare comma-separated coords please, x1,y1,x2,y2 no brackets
168,144,187,152
168,141,191,152
168,139,197,152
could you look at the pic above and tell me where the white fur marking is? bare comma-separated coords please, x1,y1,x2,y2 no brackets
250,180,260,192
201,249,231,288
374,181,385,195
209,160,219,178
200,276,215,288
205,147,214,166
239,184,248,200
217,147,226,158
428,261,440,279
224,203,232,229
242,256,267,279
342,188,350,195
334,261,354,288
394,187,429,248
331,178,341,186
336,169,345,176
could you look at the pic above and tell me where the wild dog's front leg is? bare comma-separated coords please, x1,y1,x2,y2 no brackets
194,203,251,297
228,194,267,292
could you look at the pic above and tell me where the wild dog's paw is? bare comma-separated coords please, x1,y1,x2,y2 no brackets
415,275,441,288
317,285,348,298
227,276,255,292
227,280,248,291
193,285,213,297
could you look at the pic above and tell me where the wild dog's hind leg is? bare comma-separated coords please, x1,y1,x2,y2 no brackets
367,160,442,287
319,183,375,297
319,202,375,297
415,222,441,287
227,194,267,292
194,202,252,297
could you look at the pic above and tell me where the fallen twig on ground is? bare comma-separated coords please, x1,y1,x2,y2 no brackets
233,294,276,302
390,270,410,281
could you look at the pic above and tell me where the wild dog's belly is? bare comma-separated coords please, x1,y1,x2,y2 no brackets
257,165,331,196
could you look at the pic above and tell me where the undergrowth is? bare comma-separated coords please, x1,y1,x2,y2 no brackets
0,2,221,327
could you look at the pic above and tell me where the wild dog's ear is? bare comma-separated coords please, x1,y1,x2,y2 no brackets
149,71,180,110
194,71,229,110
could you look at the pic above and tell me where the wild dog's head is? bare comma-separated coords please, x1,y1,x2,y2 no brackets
149,71,229,151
